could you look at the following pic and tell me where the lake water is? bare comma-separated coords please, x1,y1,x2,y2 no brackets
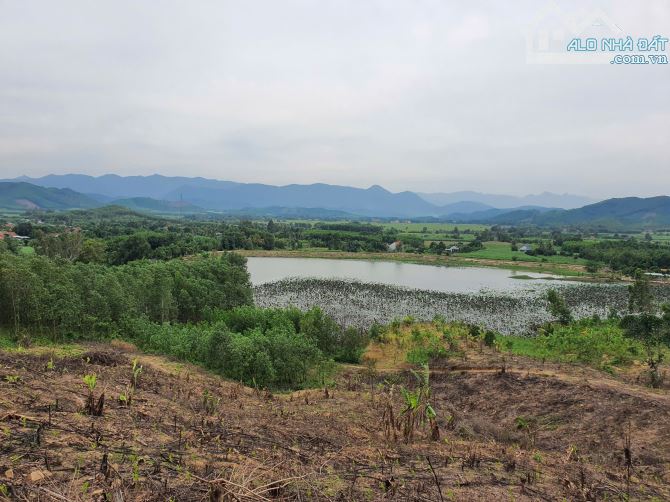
246,257,564,294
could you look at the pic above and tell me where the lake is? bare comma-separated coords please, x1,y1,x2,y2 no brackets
246,256,564,294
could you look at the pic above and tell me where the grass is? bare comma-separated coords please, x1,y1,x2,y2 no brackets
462,241,588,265
500,320,648,371
364,322,471,369
0,330,86,357
364,318,658,379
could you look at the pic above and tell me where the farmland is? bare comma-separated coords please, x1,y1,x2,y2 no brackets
457,241,588,265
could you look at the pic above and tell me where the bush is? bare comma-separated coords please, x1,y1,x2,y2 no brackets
503,319,643,369
122,306,329,389
483,331,496,347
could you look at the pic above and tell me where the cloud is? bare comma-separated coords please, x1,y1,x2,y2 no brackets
0,0,667,197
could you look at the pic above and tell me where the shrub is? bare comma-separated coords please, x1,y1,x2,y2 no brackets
547,289,573,325
504,319,643,369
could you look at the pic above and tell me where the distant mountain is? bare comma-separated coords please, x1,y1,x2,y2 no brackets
440,201,494,215
110,197,205,214
165,182,438,217
417,191,596,209
0,182,99,210
460,196,670,229
224,206,361,220
446,205,556,222
6,175,441,218
8,174,237,200
537,196,670,229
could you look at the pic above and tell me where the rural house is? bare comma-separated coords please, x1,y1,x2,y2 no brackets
0,231,17,240
387,241,401,252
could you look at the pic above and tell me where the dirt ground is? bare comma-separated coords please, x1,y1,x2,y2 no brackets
0,341,668,501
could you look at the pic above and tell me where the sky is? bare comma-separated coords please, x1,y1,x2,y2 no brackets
0,0,668,197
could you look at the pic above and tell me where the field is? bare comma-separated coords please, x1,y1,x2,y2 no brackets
1,322,668,501
379,222,489,233
463,241,589,265
382,222,484,243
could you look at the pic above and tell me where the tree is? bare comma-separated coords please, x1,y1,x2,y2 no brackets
79,239,107,264
114,234,152,264
585,261,600,274
1,236,21,254
621,273,667,387
628,270,653,314
37,231,83,261
299,307,340,355
620,309,669,388
262,233,275,250
15,222,33,237
546,289,573,325
337,327,368,363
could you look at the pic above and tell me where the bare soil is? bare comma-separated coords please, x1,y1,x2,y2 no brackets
0,342,668,501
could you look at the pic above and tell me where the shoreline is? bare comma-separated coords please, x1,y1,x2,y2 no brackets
233,248,621,281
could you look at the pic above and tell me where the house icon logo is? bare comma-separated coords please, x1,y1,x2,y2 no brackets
525,1,624,64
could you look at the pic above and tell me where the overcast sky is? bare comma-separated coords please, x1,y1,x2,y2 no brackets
0,0,668,197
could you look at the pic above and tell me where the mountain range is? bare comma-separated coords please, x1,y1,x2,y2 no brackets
3,174,594,218
417,191,596,209
1,175,668,229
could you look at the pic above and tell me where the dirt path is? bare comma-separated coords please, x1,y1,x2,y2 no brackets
431,364,670,405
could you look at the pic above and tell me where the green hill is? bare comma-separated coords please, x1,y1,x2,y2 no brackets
548,196,670,228
486,196,670,230
0,182,99,210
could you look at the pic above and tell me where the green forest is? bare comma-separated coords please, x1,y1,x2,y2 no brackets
0,251,368,389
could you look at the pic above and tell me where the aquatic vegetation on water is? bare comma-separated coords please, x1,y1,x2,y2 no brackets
254,278,670,335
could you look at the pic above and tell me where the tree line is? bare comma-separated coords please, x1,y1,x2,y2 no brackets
0,250,368,388
0,252,252,337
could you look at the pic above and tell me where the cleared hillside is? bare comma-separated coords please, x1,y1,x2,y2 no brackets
0,335,668,501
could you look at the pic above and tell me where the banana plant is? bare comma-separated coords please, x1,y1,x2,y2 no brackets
399,364,437,442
